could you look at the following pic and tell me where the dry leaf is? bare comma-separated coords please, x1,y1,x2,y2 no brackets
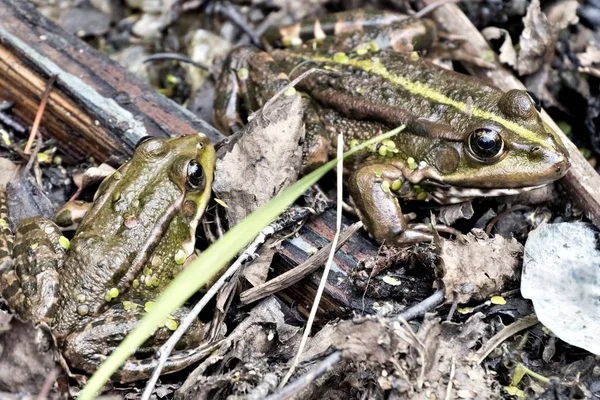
0,158,19,188
482,27,517,68
213,94,304,226
522,222,600,355
439,231,522,304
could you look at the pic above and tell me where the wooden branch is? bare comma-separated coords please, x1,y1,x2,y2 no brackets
239,222,363,305
0,0,223,162
425,1,600,228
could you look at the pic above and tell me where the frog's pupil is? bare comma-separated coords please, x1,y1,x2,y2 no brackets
478,135,495,149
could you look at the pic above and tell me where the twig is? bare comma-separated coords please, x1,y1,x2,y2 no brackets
474,313,539,364
143,53,208,70
446,293,459,322
398,289,445,322
279,132,345,388
414,0,462,18
141,207,319,399
444,357,456,400
264,351,342,400
239,221,362,305
22,131,43,177
24,74,56,154
36,368,59,400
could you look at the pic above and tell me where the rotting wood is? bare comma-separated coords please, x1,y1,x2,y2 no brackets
425,1,600,229
0,0,223,163
240,221,363,305
261,209,383,319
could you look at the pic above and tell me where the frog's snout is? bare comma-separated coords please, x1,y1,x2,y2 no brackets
554,154,570,177
544,147,570,180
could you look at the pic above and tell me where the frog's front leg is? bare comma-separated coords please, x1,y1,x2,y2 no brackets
63,305,206,382
0,216,64,323
349,164,452,246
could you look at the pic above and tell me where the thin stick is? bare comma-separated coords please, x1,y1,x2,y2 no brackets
239,221,362,305
444,357,456,400
475,314,539,364
279,132,345,388
24,74,57,154
265,351,342,400
143,53,208,70
398,289,445,321
36,368,59,400
261,68,331,114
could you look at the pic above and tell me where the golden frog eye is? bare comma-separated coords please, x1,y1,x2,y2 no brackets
468,128,504,160
186,160,205,189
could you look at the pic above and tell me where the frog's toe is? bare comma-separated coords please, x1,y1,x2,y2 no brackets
396,223,462,246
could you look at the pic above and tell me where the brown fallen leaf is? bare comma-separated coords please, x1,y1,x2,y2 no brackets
0,312,65,398
330,314,497,398
0,157,19,188
439,231,522,304
517,0,579,75
482,27,517,68
71,163,115,201
213,93,304,226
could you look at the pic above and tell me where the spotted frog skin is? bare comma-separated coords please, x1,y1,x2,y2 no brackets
0,134,215,382
213,10,570,245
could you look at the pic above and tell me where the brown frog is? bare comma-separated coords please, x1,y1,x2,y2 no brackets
213,10,570,246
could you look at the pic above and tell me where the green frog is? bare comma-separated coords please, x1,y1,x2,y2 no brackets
0,134,216,382
213,10,570,246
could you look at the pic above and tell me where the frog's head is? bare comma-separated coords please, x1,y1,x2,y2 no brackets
422,89,570,202
80,133,216,279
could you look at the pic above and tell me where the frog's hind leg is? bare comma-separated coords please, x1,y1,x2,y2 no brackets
213,46,331,171
261,10,436,54
0,190,13,273
1,215,64,323
63,306,209,383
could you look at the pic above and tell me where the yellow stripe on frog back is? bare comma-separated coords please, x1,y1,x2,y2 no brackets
296,54,553,149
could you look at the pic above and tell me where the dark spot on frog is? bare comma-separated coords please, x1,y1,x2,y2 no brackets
183,200,197,219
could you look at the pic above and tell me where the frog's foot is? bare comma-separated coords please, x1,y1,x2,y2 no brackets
63,306,206,382
349,164,461,247
395,224,462,246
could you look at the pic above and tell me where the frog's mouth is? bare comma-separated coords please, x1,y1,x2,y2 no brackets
423,181,548,204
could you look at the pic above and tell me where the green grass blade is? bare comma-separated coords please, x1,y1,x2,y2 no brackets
79,126,404,399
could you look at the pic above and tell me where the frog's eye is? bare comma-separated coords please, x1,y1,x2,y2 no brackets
135,136,154,148
526,91,542,111
468,128,504,160
186,160,205,189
